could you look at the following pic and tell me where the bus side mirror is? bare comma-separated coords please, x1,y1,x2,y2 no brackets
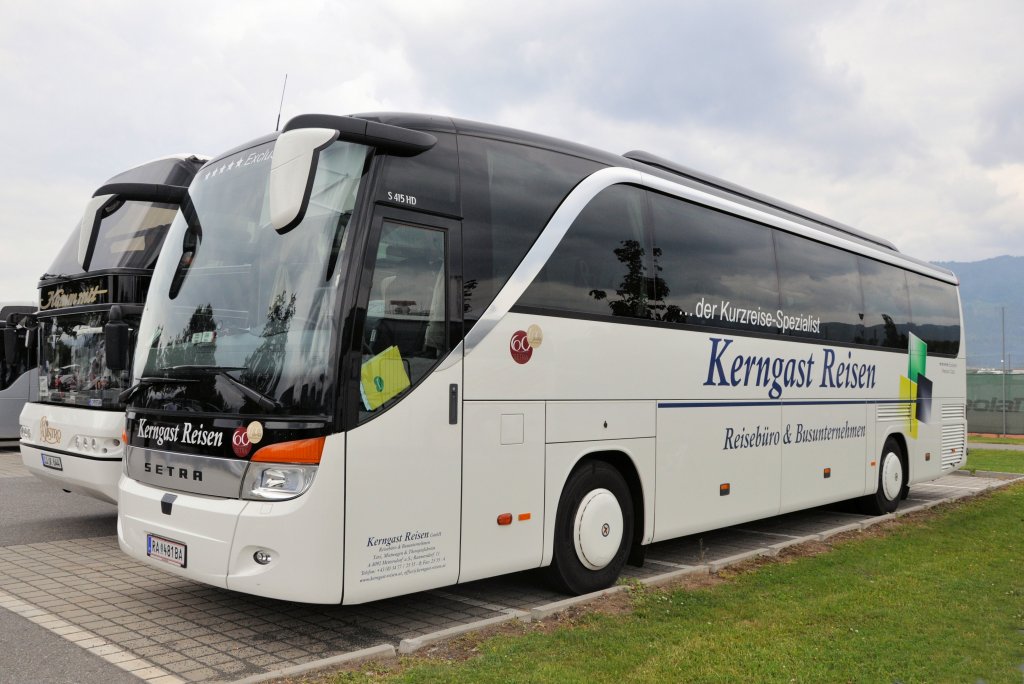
269,128,339,233
105,305,131,373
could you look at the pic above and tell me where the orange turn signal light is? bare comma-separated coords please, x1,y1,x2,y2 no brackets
823,467,831,479
497,513,513,526
719,483,730,496
518,513,531,521
251,436,326,464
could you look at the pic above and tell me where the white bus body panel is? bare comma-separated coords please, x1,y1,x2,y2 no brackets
0,369,33,445
118,433,346,603
19,402,124,504
460,401,546,583
466,312,966,552
342,360,462,604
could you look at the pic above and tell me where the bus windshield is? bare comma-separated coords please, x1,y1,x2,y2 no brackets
132,139,371,418
39,311,133,408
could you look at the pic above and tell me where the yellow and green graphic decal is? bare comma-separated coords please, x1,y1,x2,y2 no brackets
360,345,411,411
899,333,932,439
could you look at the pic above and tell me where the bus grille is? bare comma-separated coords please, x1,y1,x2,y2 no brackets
941,423,966,470
941,403,966,420
877,403,911,421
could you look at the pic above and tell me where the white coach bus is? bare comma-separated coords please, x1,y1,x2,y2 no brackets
18,155,206,502
116,114,965,604
0,303,38,446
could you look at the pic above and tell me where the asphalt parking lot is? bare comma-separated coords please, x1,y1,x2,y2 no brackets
1,447,1018,684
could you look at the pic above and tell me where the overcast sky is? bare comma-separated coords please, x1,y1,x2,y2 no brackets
1,0,1021,303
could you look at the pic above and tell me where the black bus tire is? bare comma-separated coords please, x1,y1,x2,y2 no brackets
546,460,633,595
860,437,905,515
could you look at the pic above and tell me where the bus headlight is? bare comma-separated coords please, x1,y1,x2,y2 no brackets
242,463,317,501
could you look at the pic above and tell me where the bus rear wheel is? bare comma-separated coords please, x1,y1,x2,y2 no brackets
546,461,633,595
861,437,905,515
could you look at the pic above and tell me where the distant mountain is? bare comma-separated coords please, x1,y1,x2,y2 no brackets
934,255,1024,369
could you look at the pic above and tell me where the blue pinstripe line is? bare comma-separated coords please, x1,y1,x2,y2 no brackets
658,399,915,409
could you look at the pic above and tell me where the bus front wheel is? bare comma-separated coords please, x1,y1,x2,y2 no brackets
547,461,633,595
861,437,905,515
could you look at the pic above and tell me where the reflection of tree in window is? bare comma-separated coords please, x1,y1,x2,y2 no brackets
241,291,296,398
587,240,669,318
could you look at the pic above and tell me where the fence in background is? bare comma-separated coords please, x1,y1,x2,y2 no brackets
967,370,1024,435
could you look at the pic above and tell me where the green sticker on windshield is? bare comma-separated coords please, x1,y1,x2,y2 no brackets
374,376,384,392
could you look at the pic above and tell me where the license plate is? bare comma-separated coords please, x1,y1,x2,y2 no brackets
41,453,63,471
147,534,187,568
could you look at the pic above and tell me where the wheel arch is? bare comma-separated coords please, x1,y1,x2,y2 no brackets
883,430,910,483
561,449,646,560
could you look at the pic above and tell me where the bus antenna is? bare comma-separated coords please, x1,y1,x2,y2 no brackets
275,74,289,132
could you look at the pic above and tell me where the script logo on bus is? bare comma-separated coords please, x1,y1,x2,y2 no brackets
39,417,62,445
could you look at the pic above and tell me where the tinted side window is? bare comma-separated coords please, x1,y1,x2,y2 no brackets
650,192,780,333
907,272,961,355
519,185,654,318
460,137,603,327
858,257,911,350
775,231,863,343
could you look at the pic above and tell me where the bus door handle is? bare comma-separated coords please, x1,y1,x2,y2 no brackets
449,384,458,425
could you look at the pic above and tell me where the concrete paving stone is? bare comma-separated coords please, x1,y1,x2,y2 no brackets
165,638,203,651
147,676,186,684
197,652,236,667
150,652,190,667
138,626,175,638
67,632,104,646
222,646,265,659
181,667,218,682
224,626,259,639
180,645,219,659
161,657,207,674
120,634,159,648
134,644,172,658
133,666,170,680
103,650,141,665
246,654,286,667
115,657,152,672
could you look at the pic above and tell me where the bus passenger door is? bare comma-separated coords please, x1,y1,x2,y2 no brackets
342,212,463,604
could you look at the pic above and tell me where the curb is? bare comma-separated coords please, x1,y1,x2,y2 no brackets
529,585,627,621
707,548,768,573
226,644,397,684
398,612,529,654
640,564,709,588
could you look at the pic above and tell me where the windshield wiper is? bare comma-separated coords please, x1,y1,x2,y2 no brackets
119,376,199,404
159,365,282,411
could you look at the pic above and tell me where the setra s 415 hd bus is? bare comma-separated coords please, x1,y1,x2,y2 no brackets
115,114,965,603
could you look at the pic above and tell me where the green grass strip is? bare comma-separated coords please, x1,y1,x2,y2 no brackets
969,435,1024,445
966,448,1024,474
349,484,1024,684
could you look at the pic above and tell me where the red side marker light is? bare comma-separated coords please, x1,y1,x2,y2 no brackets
497,513,513,526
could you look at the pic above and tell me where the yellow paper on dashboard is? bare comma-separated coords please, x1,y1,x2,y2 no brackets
360,345,411,410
